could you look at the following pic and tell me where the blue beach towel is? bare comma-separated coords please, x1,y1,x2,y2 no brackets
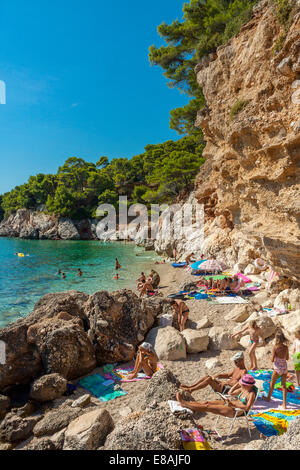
78,373,127,402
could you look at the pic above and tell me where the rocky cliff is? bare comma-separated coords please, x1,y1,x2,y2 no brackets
193,0,300,280
0,209,99,240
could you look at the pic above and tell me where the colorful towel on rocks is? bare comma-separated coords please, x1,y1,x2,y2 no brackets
78,373,127,402
104,363,164,383
180,429,212,450
263,382,300,406
249,409,300,437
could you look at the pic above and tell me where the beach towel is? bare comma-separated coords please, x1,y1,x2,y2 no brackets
172,262,186,268
261,307,287,317
180,429,212,451
78,374,127,402
209,296,249,305
249,409,300,437
248,369,273,381
237,273,252,283
105,363,164,383
263,381,300,406
168,400,193,415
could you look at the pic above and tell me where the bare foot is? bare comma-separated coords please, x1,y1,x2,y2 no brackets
176,392,185,406
262,395,271,402
127,373,137,380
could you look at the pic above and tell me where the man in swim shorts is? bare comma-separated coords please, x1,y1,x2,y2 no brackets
180,352,247,395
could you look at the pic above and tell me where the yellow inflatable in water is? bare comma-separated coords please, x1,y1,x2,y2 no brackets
17,253,25,257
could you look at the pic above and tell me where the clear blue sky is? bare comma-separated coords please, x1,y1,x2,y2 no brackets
0,0,189,194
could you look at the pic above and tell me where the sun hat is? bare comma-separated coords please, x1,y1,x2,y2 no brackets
232,352,244,361
239,374,256,386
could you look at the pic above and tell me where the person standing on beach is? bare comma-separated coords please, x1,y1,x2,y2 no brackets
170,299,189,332
291,327,300,386
232,320,266,370
185,253,195,266
264,330,289,409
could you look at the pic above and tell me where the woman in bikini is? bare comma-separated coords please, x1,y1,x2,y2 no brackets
127,343,158,380
176,374,256,418
264,330,289,409
232,320,266,370
170,299,189,332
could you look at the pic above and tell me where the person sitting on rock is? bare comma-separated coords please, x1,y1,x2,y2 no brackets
180,352,247,395
170,299,189,332
127,343,158,380
149,269,160,289
176,374,256,419
139,279,154,298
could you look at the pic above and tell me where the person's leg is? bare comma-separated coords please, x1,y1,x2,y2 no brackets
264,371,279,401
296,371,300,387
180,376,222,393
249,343,257,370
127,351,143,379
281,373,287,409
176,393,235,418
180,313,188,332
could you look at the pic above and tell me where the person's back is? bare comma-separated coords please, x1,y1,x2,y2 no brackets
274,343,289,360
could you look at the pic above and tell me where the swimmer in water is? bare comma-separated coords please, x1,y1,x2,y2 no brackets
77,268,83,276
62,273,66,279
58,269,62,275
114,273,120,280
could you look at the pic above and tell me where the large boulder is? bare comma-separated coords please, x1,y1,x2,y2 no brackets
0,414,41,443
140,369,192,409
274,289,300,311
0,394,10,415
276,311,300,336
145,326,186,361
27,313,96,379
33,406,83,438
63,408,114,450
86,290,159,364
233,315,276,340
104,401,196,450
180,329,209,353
224,305,253,323
208,327,240,350
196,317,212,329
29,374,67,402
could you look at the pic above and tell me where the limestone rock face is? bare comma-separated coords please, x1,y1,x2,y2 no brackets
0,394,10,418
274,289,300,311
145,326,187,361
0,414,40,443
225,305,253,323
57,218,80,240
29,374,67,402
276,310,300,336
86,290,158,364
63,408,114,450
181,329,209,353
33,406,83,438
208,327,240,350
193,3,300,280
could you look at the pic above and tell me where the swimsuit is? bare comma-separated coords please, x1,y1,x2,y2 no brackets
274,357,288,376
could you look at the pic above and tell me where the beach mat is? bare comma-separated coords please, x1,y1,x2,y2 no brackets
105,363,164,383
180,429,212,450
209,296,249,304
249,409,300,437
78,373,127,402
263,382,300,406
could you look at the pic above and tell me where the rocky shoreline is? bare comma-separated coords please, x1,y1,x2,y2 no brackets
0,260,299,451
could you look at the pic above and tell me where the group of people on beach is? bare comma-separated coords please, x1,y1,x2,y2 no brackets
136,270,161,298
129,325,300,417
200,275,245,295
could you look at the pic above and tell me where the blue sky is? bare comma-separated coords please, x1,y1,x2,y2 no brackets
0,0,189,194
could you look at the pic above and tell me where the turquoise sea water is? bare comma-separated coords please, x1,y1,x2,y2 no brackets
0,238,159,328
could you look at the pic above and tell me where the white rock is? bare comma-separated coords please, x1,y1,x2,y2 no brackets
276,311,300,337
208,327,240,350
71,394,91,408
181,329,209,354
145,326,186,361
205,358,222,370
225,305,253,323
63,408,114,450
196,317,212,329
274,289,300,311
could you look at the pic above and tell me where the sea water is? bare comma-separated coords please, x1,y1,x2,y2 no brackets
0,238,159,328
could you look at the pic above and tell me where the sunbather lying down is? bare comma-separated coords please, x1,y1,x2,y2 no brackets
180,352,247,394
176,375,256,418
127,343,158,380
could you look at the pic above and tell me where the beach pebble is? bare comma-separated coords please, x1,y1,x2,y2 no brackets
196,316,212,329
205,358,222,370
71,394,91,408
181,329,209,353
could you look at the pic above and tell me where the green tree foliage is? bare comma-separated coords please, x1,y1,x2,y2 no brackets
1,134,205,219
149,0,257,134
